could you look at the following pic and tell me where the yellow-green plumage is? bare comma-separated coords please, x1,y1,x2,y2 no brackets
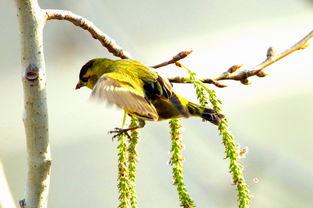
76,58,223,128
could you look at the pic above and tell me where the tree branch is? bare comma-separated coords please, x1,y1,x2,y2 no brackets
167,30,313,87
15,0,51,207
45,9,132,59
45,9,313,89
151,51,193,69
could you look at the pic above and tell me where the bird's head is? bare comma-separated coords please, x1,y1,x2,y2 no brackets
76,58,114,90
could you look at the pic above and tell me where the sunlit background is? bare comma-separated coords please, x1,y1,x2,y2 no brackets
1,0,313,207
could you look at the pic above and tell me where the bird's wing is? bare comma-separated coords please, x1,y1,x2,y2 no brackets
157,76,190,118
91,73,158,121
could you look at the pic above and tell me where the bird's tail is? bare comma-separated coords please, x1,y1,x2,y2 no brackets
187,102,224,125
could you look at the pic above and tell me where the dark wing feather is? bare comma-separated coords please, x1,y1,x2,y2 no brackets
156,75,189,118
91,76,158,121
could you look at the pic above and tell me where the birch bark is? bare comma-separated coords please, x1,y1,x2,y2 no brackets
15,1,51,207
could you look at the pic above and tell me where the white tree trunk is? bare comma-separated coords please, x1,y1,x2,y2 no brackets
0,161,16,208
15,0,51,207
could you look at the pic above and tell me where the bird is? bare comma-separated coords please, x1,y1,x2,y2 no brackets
76,58,224,138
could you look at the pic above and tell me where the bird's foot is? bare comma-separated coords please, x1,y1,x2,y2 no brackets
108,127,132,140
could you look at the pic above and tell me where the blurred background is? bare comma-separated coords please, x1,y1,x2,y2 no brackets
1,0,313,207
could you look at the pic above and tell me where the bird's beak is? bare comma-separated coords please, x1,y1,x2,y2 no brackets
75,81,84,90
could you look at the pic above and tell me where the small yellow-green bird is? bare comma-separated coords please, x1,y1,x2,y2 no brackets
76,58,223,136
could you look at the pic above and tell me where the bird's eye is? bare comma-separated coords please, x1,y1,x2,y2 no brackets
81,77,89,82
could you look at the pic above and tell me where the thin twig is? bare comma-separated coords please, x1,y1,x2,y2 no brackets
45,9,312,88
151,51,193,69
45,9,132,59
168,30,313,87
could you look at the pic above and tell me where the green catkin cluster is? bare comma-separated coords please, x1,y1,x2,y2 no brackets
116,62,250,208
205,88,251,208
117,133,130,207
117,113,139,208
187,70,208,107
128,118,139,208
169,118,196,208
180,63,251,208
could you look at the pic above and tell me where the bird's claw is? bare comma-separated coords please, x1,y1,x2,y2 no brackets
108,128,131,140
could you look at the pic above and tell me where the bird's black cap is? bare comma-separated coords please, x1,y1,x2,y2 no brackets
79,59,95,80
